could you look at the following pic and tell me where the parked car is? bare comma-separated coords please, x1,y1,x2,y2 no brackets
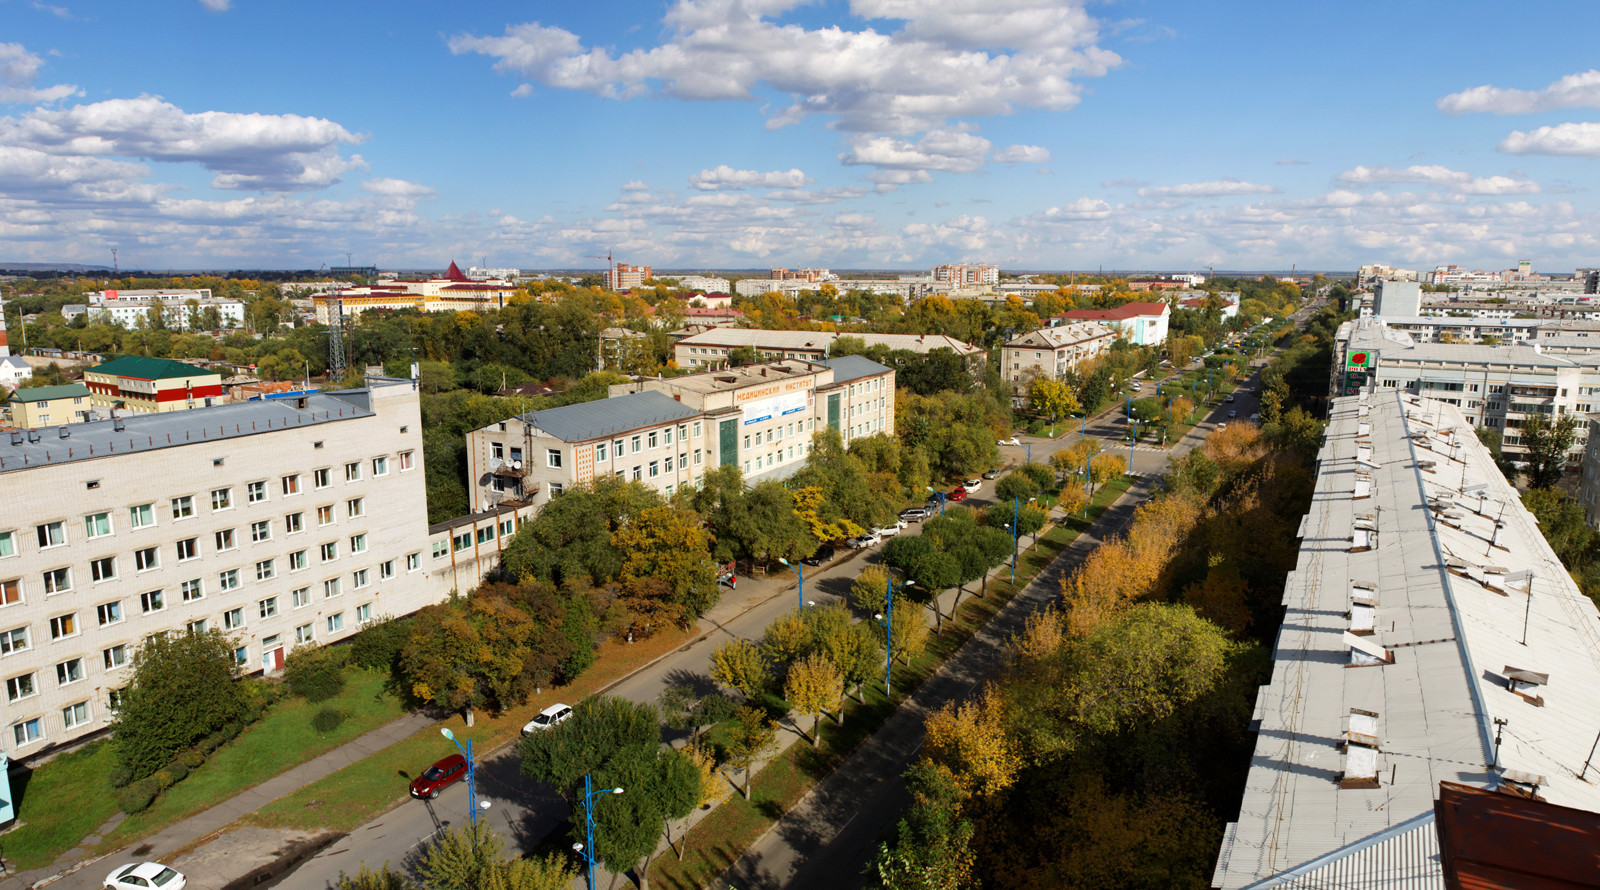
982,467,1002,480
860,531,882,547
521,703,573,735
1228,410,1237,418
1216,422,1228,431
898,507,930,522
105,863,186,890
804,544,836,565
847,532,882,549
948,487,968,502
1225,394,1235,402
963,479,982,493
873,524,902,538
410,753,469,799
997,436,1021,446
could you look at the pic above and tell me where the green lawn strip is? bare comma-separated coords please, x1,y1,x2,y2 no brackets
96,669,406,853
1,740,120,871
245,624,696,833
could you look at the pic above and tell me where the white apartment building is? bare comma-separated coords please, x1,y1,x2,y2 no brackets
1000,323,1117,394
674,328,984,370
0,380,444,757
89,289,245,330
465,357,895,511
670,275,731,293
931,263,999,287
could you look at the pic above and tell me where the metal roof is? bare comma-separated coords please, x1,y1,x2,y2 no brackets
5,383,90,402
676,327,983,356
1002,322,1117,349
816,355,890,385
88,355,218,381
1213,388,1600,889
516,390,700,443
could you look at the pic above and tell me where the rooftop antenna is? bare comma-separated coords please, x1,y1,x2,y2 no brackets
345,252,352,267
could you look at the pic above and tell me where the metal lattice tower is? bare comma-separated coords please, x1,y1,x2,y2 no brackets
328,295,347,379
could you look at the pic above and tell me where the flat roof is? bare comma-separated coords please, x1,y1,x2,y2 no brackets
676,327,982,356
650,360,833,396
816,355,891,385
516,390,700,443
1212,390,1600,888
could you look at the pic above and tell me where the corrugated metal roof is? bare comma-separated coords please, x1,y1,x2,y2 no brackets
676,327,983,356
816,355,890,385
6,383,90,402
88,355,217,381
517,390,700,443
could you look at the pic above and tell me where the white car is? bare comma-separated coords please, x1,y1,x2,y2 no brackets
521,703,573,735
858,531,882,547
105,862,186,890
997,437,1021,446
873,524,901,537
962,479,982,493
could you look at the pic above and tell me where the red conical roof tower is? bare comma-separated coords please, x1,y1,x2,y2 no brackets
444,260,468,282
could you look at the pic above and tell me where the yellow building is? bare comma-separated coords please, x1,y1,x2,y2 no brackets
3,383,94,428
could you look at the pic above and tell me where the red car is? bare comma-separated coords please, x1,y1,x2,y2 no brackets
948,487,967,502
410,753,468,799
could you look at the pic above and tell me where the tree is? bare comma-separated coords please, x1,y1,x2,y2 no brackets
1015,504,1048,542
947,544,989,615
658,683,740,748
113,628,250,781
722,705,780,799
871,764,976,890
760,608,813,670
1056,481,1090,519
613,505,717,620
1027,378,1080,434
333,864,411,890
1519,412,1579,489
518,696,661,803
588,744,701,890
882,534,937,575
816,620,883,705
710,638,772,701
995,472,1038,503
922,685,1021,800
909,552,961,633
851,565,894,615
785,654,846,745
283,643,348,703
399,599,489,725
416,820,505,890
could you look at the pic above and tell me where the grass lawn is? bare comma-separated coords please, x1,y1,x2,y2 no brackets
1,740,120,871
246,623,696,833
97,668,407,853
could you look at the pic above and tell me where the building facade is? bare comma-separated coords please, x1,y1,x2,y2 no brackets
83,357,223,416
88,290,245,330
931,263,999,287
607,263,653,292
465,357,895,512
673,328,983,370
1058,300,1171,346
2,384,93,429
1000,323,1117,394
0,380,440,757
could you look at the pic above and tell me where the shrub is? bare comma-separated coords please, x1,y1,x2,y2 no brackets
311,708,345,734
117,778,159,814
179,751,205,769
112,628,250,782
152,769,176,791
284,644,349,703
107,763,134,789
197,731,225,754
163,760,189,784
349,614,414,673
219,721,242,742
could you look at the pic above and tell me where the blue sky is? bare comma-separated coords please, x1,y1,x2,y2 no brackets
4,0,1600,273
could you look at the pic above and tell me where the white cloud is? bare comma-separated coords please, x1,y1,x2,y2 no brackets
1136,179,1278,199
993,143,1050,164
31,4,72,20
1335,163,1540,195
1031,197,1114,220
762,186,870,204
199,0,230,11
1439,70,1600,115
1276,158,1307,166
362,178,436,198
0,42,79,105
1498,122,1600,158
841,129,991,174
1100,177,1146,189
688,165,811,190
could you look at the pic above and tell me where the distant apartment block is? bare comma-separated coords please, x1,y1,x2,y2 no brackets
769,268,831,282
2,384,93,429
311,262,518,323
1000,323,1117,394
1057,300,1171,346
673,328,984,370
89,290,245,330
607,263,653,292
931,263,998,287
84,357,223,416
671,275,731,293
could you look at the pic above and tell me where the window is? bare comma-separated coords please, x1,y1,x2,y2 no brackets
186,619,207,635
62,701,90,729
109,686,126,709
135,547,159,572
12,718,41,746
547,449,562,468
664,456,674,472
0,579,19,606
84,512,112,539
347,498,364,518
49,614,76,639
452,532,470,553
285,512,304,534
281,474,301,496
294,624,314,645
103,644,127,669
181,578,204,602
0,530,13,557
356,603,373,624
255,559,275,581
56,658,83,685
247,481,268,504
317,505,335,526
649,461,659,477
6,673,34,702
314,468,332,488
327,613,344,634
140,590,164,613
323,577,341,598
477,527,494,545
288,550,307,571
372,456,389,476
492,442,504,460
218,569,239,592
432,541,448,559
215,528,236,552
632,435,642,453
36,521,66,549
97,601,122,626
406,552,420,572
251,520,272,543
398,451,414,471
665,427,674,445
380,560,395,580
90,557,116,583
344,461,361,482
649,431,659,448
223,608,245,630
291,587,311,609
176,537,198,561
320,541,338,562
614,438,626,457
259,597,279,619
0,627,27,655
693,421,702,437
352,569,369,589
211,488,232,511
550,482,564,496
596,442,608,462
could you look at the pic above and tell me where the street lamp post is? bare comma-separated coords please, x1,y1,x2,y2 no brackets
574,773,624,890
778,557,804,610
439,728,479,828
924,486,946,517
1010,497,1019,584
875,577,914,695
1128,419,1139,476
1084,448,1094,518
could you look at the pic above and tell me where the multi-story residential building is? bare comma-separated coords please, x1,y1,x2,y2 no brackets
83,357,223,416
311,262,519,323
733,277,943,299
1355,263,1418,287
931,263,999,287
1213,389,1600,888
1581,414,1600,528
2,384,93,429
769,268,831,282
0,380,438,756
1371,278,1422,317
606,263,653,292
465,357,895,512
673,328,983,371
1057,300,1171,346
88,290,245,330
670,275,731,293
1000,323,1117,394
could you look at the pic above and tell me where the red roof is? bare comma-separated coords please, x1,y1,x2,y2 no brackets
1058,301,1170,322
444,260,468,282
685,307,743,317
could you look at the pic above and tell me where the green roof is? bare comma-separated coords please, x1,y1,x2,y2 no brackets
91,355,216,381
7,383,90,403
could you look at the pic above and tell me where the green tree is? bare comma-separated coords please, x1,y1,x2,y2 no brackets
518,696,660,803
995,472,1038,503
333,864,411,890
1519,412,1579,490
588,744,701,890
282,643,348,703
613,505,717,621
851,565,894,614
658,683,740,748
871,764,976,890
722,705,780,799
399,599,489,725
761,608,814,670
417,820,504,890
113,628,250,781
785,653,846,745
816,620,883,705
710,638,772,701
1027,377,1080,434
909,552,962,633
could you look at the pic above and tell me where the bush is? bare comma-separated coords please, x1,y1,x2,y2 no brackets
349,614,414,673
163,760,189,784
107,762,134,789
197,731,225,754
117,778,159,814
311,708,346,734
284,644,349,703
179,750,205,769
152,769,176,791
219,721,242,742
112,628,251,782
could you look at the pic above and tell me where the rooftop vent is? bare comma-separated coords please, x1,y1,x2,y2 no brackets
26,430,39,443
1351,511,1378,553
1499,769,1546,799
8,432,19,446
1346,631,1394,667
113,419,125,432
1503,666,1548,705
58,426,69,439
1340,708,1382,788
1354,473,1373,500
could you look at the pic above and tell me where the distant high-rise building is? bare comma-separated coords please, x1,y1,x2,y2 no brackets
1372,279,1422,318
607,263,653,291
931,263,999,287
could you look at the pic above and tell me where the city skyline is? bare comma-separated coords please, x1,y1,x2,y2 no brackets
4,0,1600,272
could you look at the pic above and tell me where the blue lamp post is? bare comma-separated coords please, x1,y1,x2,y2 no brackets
1084,448,1094,518
1128,419,1140,476
875,577,914,695
1010,497,1020,584
924,486,946,517
439,727,479,827
778,557,804,610
574,773,624,890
